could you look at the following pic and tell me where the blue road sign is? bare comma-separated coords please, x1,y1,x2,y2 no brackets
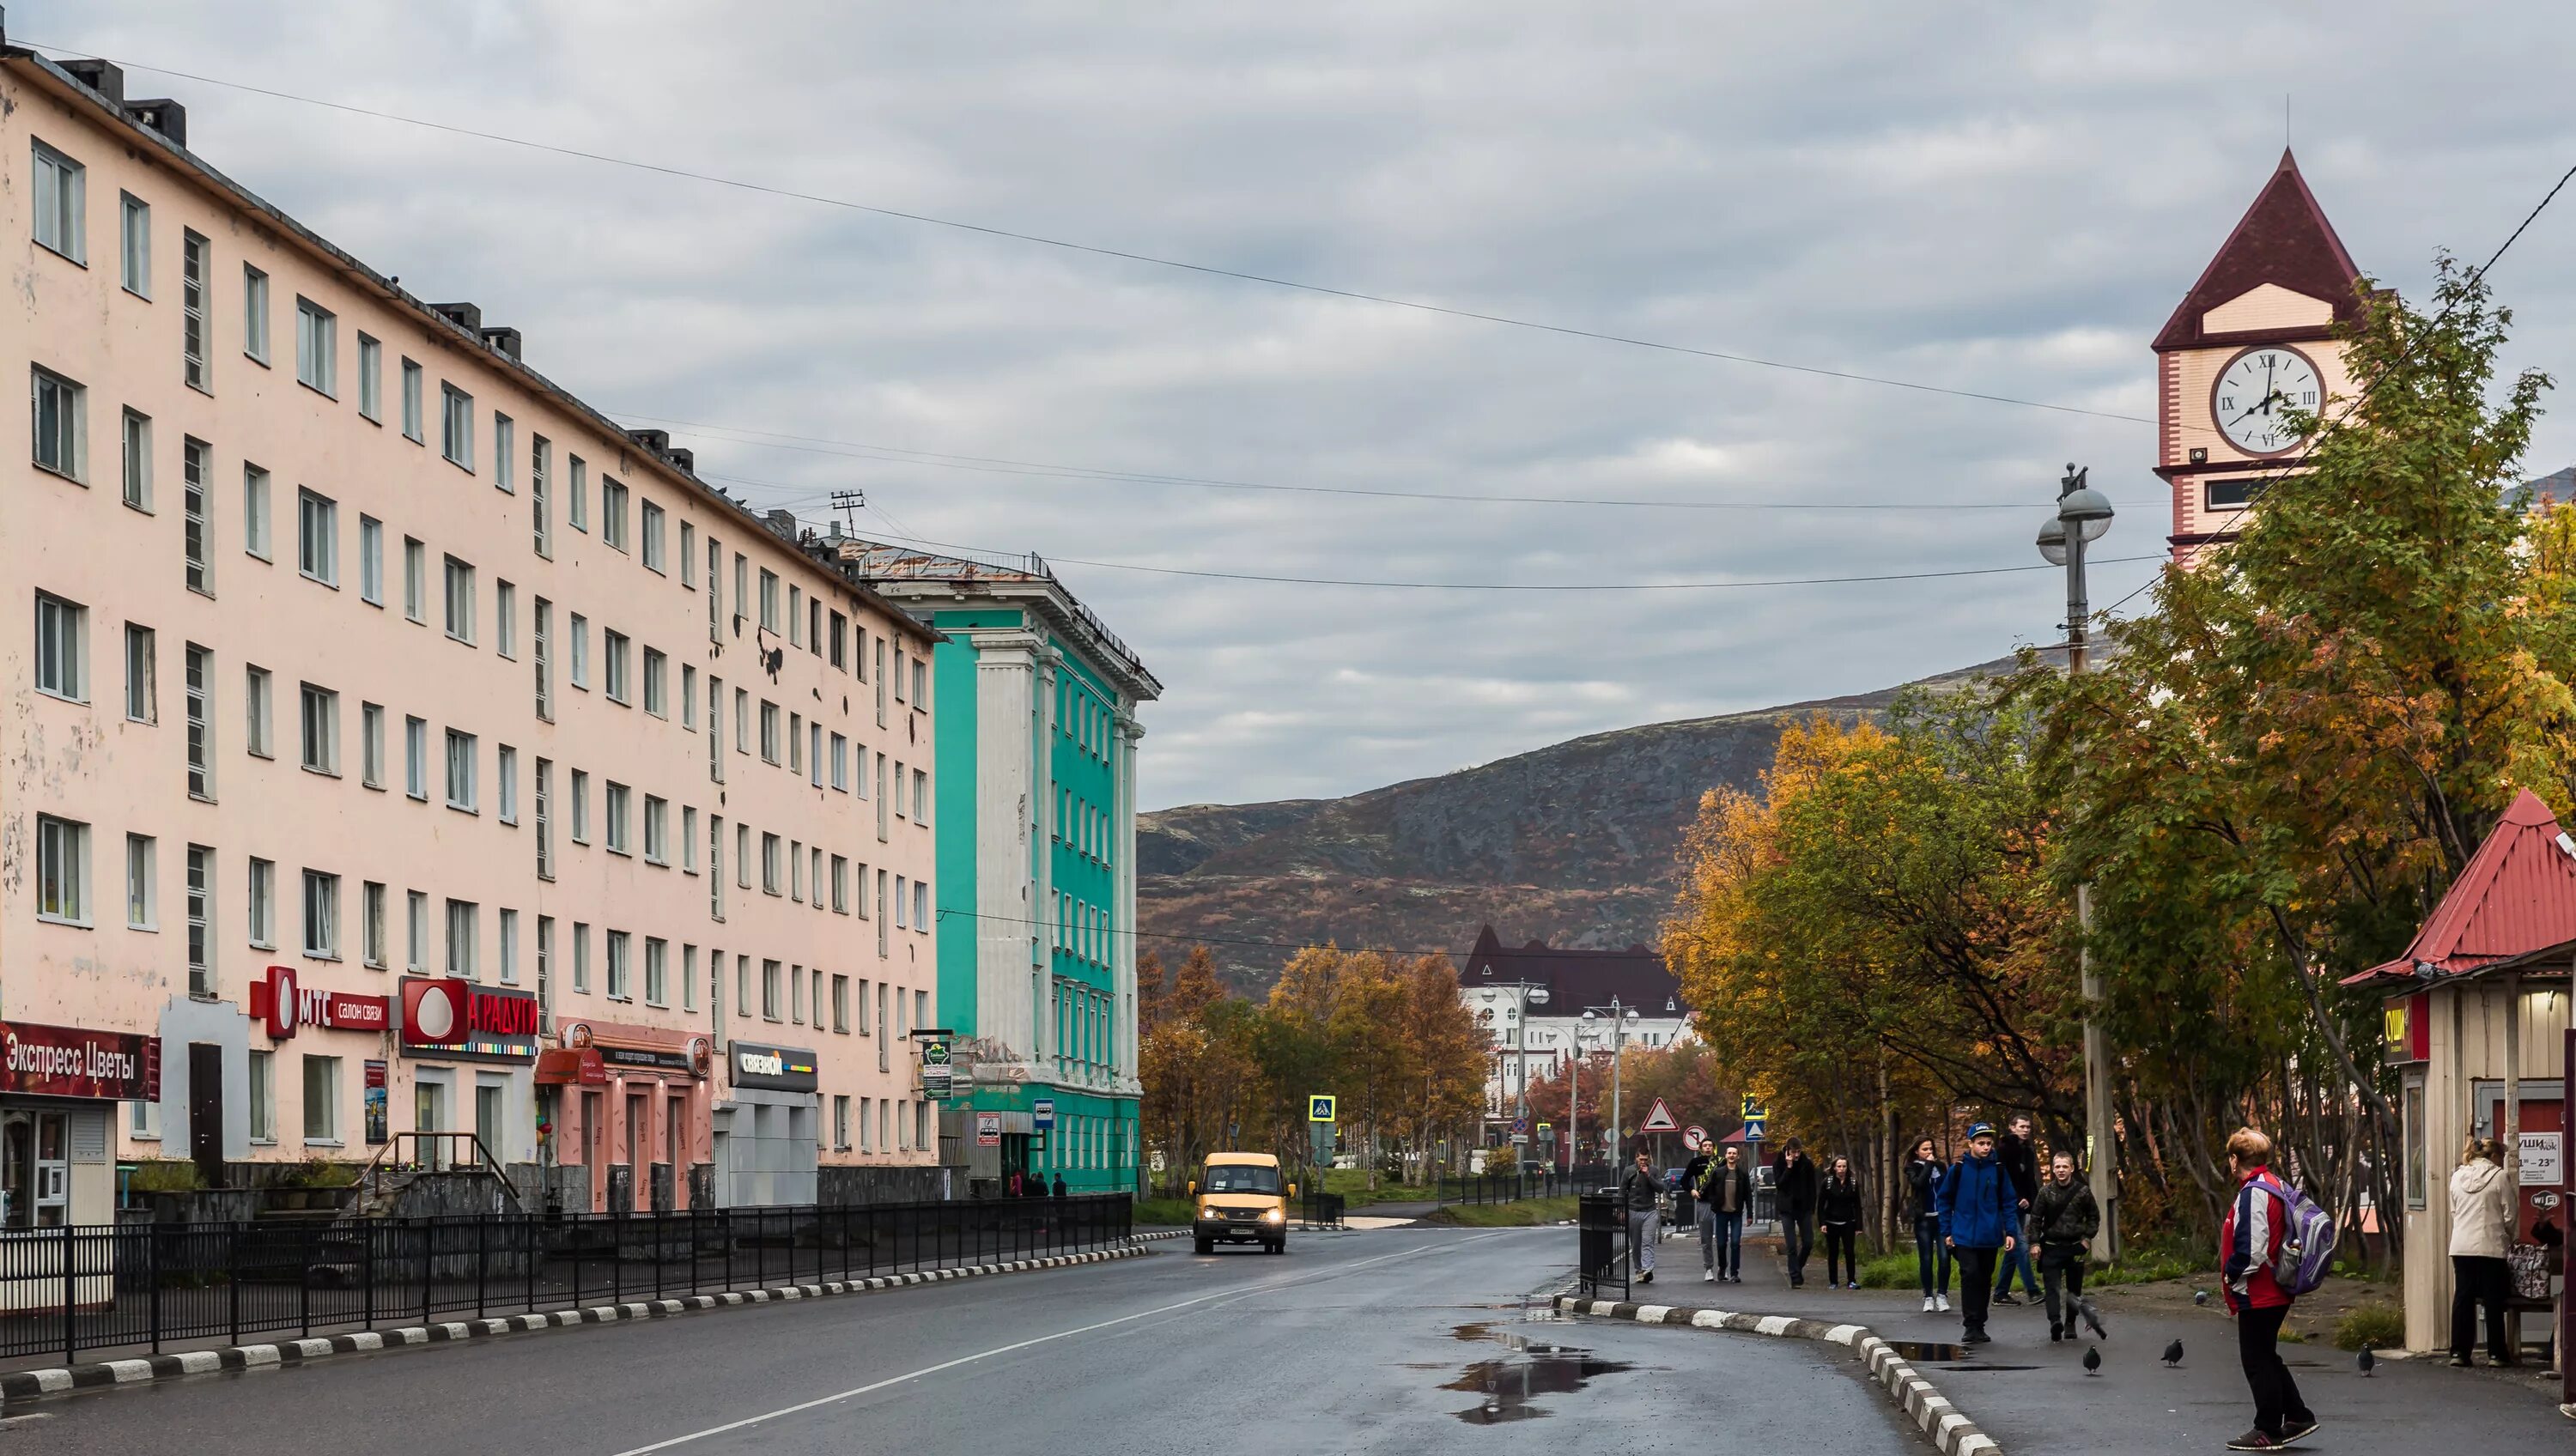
1033,1098,1056,1131
1741,1117,1767,1142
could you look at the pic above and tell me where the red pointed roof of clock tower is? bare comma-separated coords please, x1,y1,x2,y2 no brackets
2153,149,2366,353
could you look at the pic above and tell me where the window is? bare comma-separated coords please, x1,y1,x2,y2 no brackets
602,477,629,551
404,715,428,799
759,570,780,633
644,795,668,864
915,879,930,932
682,806,699,873
31,140,84,262
443,556,476,642
407,890,428,972
538,916,554,997
446,900,477,978
400,357,423,440
735,689,749,755
683,665,698,730
834,1095,850,1150
604,631,630,703
831,735,848,791
182,232,210,391
790,713,804,773
498,908,519,985
830,612,848,669
831,856,850,913
643,648,667,717
242,264,270,364
569,613,590,689
404,537,426,622
362,882,386,968
357,334,381,421
572,923,591,993
298,488,337,585
359,516,383,604
495,581,517,659
792,962,805,1022
896,876,908,931
33,816,88,925
361,703,385,788
645,937,668,1006
302,869,338,959
571,770,590,844
33,592,86,701
533,598,553,720
492,413,513,493
737,823,750,890
121,622,156,724
445,729,477,811
247,856,276,949
183,438,212,592
185,644,215,799
186,846,215,993
298,682,338,774
789,587,804,647
605,781,631,854
440,384,473,468
683,945,699,1012
568,455,588,531
243,664,274,757
242,464,272,560
532,435,552,556
247,1052,275,1143
535,758,554,879
680,523,696,586
119,194,150,295
496,743,519,825
641,500,665,572
762,960,782,1020
295,297,336,396
120,408,152,510
302,1056,340,1142
760,701,780,763
124,833,157,931
832,975,850,1034
606,931,632,1000
30,365,85,480
762,833,782,895
811,725,824,787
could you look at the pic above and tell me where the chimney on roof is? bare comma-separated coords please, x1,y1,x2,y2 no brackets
479,326,522,361
61,58,125,106
763,509,799,541
430,302,483,334
127,99,186,148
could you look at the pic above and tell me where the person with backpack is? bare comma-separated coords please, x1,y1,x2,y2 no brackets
1819,1156,1864,1289
1936,1123,2019,1345
2447,1136,2516,1368
1906,1136,1952,1314
1774,1140,1820,1288
2219,1126,2319,1452
1698,1144,1753,1283
2031,1150,2099,1343
1990,1113,2042,1306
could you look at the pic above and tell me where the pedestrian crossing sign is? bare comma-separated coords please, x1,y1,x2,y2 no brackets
1638,1098,1679,1132
1308,1094,1337,1123
1741,1095,1769,1120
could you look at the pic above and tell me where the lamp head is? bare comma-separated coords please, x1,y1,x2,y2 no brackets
2036,516,2069,567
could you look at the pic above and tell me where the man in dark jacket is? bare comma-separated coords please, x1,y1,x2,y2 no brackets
1774,1141,1820,1288
1990,1114,2042,1304
1698,1144,1754,1283
1619,1150,1663,1284
2031,1151,2099,1341
1937,1123,2019,1345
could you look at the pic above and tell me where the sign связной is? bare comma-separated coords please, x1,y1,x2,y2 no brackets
731,1041,820,1094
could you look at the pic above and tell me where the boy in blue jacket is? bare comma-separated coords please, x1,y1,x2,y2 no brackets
1936,1122,2020,1345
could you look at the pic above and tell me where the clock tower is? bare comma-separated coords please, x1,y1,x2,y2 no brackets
2154,150,2367,564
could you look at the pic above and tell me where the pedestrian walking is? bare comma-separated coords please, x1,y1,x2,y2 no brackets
1774,1140,1820,1288
1906,1137,1953,1314
2447,1136,2517,1368
2220,1126,2317,1451
1621,1150,1663,1284
1698,1144,1753,1283
1990,1113,2042,1305
1935,1122,2018,1345
1682,1142,1716,1252
1819,1156,1864,1289
1051,1173,1069,1199
2032,1151,2099,1343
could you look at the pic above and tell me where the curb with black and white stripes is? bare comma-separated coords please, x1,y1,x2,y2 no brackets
1555,1296,2000,1456
1,1235,1179,1410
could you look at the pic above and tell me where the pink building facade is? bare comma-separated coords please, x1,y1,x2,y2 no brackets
0,50,942,1222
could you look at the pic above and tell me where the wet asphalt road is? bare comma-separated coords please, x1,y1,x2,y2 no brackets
0,1226,1920,1455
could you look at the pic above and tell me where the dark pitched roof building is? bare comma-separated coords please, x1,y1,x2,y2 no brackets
1454,926,1686,1017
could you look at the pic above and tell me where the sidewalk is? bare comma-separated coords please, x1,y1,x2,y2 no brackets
1610,1222,2569,1454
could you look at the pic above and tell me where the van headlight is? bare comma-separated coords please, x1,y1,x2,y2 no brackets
1263,1207,1285,1224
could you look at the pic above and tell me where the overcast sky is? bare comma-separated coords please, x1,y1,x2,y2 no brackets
32,3,2576,810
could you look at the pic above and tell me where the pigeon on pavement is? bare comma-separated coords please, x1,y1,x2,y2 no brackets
2193,1289,2210,1307
2162,1338,2185,1367
2357,1347,2375,1377
2083,1345,2102,1375
2081,1297,2108,1339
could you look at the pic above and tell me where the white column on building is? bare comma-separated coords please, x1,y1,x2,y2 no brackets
970,631,1044,1071
1031,646,1061,1069
1113,713,1145,1094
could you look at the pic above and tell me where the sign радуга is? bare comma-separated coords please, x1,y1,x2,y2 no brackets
398,978,539,1063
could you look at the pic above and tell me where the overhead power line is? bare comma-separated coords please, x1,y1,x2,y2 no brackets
20,34,2152,428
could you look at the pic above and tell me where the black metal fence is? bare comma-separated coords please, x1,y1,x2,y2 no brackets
1576,1192,1629,1301
1435,1171,1580,1204
0,1195,1132,1370
1298,1190,1347,1229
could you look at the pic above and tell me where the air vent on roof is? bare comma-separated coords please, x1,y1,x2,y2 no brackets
665,446,694,474
430,302,483,334
627,428,671,455
62,58,125,106
764,510,799,541
127,99,187,148
480,326,522,361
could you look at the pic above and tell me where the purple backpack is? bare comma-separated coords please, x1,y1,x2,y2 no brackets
2259,1175,2339,1296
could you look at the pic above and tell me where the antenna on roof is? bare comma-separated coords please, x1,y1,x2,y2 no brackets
830,489,865,536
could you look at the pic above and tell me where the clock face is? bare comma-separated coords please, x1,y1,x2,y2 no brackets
2212,345,2323,456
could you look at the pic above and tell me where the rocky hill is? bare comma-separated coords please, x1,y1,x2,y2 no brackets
1138,657,2020,991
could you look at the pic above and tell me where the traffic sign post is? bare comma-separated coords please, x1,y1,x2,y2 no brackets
1741,1117,1767,1143
1683,1125,1707,1150
1032,1098,1056,1131
1638,1098,1679,1133
1307,1094,1337,1124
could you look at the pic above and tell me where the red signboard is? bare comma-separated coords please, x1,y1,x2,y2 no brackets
248,965,392,1040
0,1020,160,1100
398,978,539,1062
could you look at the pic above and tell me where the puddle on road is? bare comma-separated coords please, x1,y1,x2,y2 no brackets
1444,1326,1632,1423
1884,1340,1966,1362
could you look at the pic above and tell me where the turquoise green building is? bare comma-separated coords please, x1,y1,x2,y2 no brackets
839,541,1158,1195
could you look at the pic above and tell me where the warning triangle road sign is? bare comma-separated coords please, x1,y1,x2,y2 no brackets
1638,1098,1680,1132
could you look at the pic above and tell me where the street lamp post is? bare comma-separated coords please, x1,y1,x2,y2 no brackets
2038,463,2118,1262
1580,1000,1641,1166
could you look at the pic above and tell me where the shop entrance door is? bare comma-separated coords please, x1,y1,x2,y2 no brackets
187,1042,225,1189
0,1109,70,1228
625,1091,648,1210
475,1077,507,1168
416,1079,449,1169
583,1090,606,1212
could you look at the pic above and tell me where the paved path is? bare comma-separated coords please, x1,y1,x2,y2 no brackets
0,1226,1918,1456
1613,1220,2569,1453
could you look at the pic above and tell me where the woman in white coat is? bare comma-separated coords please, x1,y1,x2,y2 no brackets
2446,1137,2515,1367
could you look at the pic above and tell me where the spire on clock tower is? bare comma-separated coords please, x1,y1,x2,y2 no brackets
2154,149,2368,564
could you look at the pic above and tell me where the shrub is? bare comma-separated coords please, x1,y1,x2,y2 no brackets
1857,1249,1920,1289
2334,1303,2405,1352
125,1157,200,1193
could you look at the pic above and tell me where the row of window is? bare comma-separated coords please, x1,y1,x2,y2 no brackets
1059,676,1121,762
1052,974,1120,1075
1054,786,1115,868
1049,888,1118,971
832,1095,933,1156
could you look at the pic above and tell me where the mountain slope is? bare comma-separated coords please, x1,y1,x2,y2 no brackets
1137,657,2018,990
